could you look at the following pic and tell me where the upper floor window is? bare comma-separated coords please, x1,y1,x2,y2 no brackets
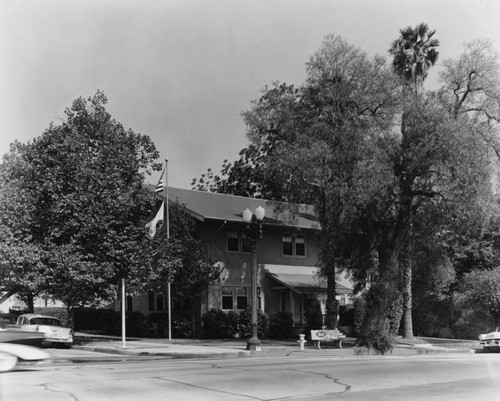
226,231,251,253
241,233,252,252
282,234,306,257
227,231,239,252
282,235,293,255
295,235,305,256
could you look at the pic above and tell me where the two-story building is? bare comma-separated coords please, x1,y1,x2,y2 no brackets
129,187,352,330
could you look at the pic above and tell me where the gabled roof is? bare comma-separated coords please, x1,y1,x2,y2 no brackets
158,187,320,230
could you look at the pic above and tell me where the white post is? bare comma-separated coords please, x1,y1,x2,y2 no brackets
121,278,126,348
168,281,172,341
164,159,172,342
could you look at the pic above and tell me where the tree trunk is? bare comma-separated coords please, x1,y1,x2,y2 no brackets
67,305,74,330
325,260,338,329
27,293,34,313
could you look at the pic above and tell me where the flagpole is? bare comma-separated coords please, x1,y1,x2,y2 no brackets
164,159,172,342
121,277,126,348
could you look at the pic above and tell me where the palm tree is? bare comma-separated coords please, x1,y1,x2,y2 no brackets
389,22,439,94
389,23,439,339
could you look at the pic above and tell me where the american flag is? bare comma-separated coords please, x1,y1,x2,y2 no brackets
155,177,163,193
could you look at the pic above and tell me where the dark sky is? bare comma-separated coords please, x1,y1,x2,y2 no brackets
2,0,499,188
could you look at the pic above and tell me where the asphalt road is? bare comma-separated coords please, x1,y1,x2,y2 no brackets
2,351,500,400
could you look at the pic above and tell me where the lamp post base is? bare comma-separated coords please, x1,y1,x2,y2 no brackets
246,337,262,351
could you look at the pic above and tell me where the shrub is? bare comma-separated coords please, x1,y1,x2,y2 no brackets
74,308,110,332
238,308,268,338
304,298,323,330
201,309,236,338
126,311,149,337
172,317,193,339
147,312,170,337
268,311,294,339
453,308,492,340
100,309,121,335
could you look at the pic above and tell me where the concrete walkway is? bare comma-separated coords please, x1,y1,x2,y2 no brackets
73,333,481,359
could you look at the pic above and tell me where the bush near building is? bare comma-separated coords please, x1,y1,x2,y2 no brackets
268,311,294,339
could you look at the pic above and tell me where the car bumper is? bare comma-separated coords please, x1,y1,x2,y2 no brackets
45,337,73,344
479,339,500,348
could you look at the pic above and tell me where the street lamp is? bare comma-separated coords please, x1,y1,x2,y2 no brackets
242,205,265,351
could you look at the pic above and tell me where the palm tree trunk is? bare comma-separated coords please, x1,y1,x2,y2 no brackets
402,247,414,338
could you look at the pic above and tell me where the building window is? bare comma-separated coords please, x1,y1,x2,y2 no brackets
227,231,252,253
227,231,239,252
222,286,233,309
221,286,253,311
241,233,252,253
282,235,305,256
295,235,305,256
156,293,164,311
221,286,261,311
236,287,248,309
282,235,293,255
148,291,155,311
127,295,133,312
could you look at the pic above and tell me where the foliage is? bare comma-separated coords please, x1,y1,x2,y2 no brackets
193,31,500,350
147,312,170,338
455,267,500,330
0,91,161,310
353,297,366,337
268,311,294,339
304,298,323,330
237,308,268,339
201,309,238,339
453,308,492,340
200,308,269,339
74,308,110,332
389,22,439,91
136,201,222,332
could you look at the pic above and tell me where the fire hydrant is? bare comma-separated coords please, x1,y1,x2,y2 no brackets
297,334,306,350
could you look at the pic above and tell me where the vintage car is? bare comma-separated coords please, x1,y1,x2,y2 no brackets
13,314,73,346
478,328,500,349
0,328,45,346
0,342,50,372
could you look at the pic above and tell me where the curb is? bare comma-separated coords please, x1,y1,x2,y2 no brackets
72,344,474,360
74,345,251,359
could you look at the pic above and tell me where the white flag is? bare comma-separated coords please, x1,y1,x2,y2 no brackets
146,201,164,238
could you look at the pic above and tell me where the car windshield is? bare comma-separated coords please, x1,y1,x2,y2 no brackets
28,317,61,327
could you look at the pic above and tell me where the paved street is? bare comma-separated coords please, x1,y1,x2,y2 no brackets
2,351,500,400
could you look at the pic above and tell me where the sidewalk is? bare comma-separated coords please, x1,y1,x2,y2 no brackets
73,333,480,359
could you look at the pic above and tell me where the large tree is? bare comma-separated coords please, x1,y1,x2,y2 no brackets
0,91,161,314
196,32,500,351
241,35,400,331
388,22,440,338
